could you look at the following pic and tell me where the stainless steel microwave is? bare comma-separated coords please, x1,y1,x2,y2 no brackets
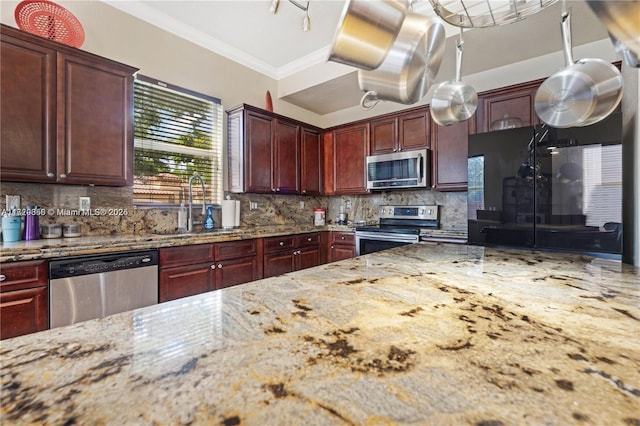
366,149,430,190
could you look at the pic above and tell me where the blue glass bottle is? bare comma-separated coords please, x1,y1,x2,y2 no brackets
204,205,215,230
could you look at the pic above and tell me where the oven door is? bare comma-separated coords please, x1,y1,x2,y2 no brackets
355,231,420,256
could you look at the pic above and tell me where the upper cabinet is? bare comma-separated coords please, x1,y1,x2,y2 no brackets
431,118,475,191
0,24,137,186
323,122,370,195
300,128,322,195
227,104,321,195
476,79,544,133
370,107,430,155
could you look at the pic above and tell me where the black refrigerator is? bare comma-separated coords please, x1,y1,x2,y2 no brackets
467,112,622,257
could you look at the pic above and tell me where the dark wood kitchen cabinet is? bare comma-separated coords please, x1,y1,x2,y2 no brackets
323,122,369,195
328,231,356,262
300,128,322,195
227,104,323,195
0,24,137,186
159,239,260,302
0,260,48,340
430,118,475,191
263,232,322,278
476,79,543,133
370,108,430,155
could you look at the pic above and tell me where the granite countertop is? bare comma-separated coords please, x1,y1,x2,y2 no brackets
0,224,356,262
1,243,638,425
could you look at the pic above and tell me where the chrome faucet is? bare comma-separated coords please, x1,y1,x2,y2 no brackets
188,174,206,232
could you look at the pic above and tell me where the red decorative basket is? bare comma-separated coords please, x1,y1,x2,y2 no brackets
15,0,85,48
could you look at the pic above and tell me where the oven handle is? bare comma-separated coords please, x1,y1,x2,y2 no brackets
355,231,420,244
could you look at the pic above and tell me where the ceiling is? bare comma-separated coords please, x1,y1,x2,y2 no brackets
103,0,612,115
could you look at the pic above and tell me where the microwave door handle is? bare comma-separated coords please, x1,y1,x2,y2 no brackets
418,153,423,179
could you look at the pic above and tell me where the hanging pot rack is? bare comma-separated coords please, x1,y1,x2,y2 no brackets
427,0,558,28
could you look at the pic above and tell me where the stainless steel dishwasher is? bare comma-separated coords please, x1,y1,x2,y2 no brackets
49,250,159,329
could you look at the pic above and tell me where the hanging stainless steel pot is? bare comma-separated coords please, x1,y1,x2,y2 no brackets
328,0,408,71
429,33,477,126
586,0,640,59
357,13,446,109
534,12,623,128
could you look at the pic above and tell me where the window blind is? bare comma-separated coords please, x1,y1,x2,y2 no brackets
133,76,223,206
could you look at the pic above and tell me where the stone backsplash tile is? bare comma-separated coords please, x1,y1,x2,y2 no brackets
1,183,467,236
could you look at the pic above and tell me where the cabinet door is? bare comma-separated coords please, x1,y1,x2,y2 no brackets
245,109,275,193
274,119,300,194
330,245,356,263
263,251,295,278
215,256,259,289
332,123,369,194
159,263,214,302
0,32,57,182
398,109,430,151
57,53,134,185
477,80,542,133
431,119,473,191
301,128,322,195
297,246,321,270
0,286,48,340
160,244,214,268
370,117,397,154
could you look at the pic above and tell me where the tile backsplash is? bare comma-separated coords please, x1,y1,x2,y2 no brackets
1,182,467,236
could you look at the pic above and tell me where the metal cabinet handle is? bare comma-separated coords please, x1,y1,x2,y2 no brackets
47,172,54,178
0,274,6,282
276,188,281,192
59,174,67,179
302,190,306,194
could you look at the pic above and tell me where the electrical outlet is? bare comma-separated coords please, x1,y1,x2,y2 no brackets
299,201,305,209
5,195,20,211
249,201,258,211
79,196,91,211
345,200,352,210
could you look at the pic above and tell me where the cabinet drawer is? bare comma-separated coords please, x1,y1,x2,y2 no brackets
159,244,214,268
330,231,355,245
0,260,48,293
297,232,321,247
1,286,48,339
215,239,257,260
264,235,296,253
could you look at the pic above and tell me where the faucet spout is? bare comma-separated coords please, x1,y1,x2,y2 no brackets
187,174,207,232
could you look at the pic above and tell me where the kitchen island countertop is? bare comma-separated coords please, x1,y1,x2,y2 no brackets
1,243,638,425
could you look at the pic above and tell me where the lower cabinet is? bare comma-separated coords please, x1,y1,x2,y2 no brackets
159,239,260,302
329,231,356,262
0,260,48,340
263,232,322,278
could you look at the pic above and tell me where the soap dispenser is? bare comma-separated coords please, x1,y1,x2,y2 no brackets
204,205,215,230
177,189,187,230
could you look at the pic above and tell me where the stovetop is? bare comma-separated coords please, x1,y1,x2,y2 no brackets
355,205,439,235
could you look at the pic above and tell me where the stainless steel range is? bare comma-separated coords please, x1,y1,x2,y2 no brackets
355,205,439,256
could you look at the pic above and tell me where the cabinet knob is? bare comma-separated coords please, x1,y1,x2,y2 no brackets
210,264,216,269
307,237,312,241
279,241,284,246
340,236,345,240
59,174,67,179
276,188,281,192
47,172,54,178
393,148,397,152
218,264,223,269
0,274,5,282
302,190,306,194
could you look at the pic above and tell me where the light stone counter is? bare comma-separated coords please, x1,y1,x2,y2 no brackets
1,243,638,425
0,224,355,262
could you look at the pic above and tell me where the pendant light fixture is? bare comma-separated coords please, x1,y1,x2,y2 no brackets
270,0,311,32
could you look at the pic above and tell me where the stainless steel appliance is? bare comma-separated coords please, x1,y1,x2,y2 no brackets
49,250,159,329
355,205,439,255
467,112,623,257
366,149,430,190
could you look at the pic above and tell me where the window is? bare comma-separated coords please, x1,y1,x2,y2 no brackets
133,75,223,206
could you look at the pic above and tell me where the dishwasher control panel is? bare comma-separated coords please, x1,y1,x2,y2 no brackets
49,250,159,279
